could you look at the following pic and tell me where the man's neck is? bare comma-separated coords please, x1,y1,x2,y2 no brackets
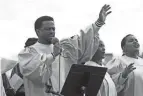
91,58,102,65
125,51,138,59
38,38,51,45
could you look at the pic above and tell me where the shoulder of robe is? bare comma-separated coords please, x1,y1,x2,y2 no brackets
60,35,79,43
138,56,143,60
18,47,39,58
60,36,79,49
107,56,121,64
137,56,143,63
1,58,17,66
106,56,122,69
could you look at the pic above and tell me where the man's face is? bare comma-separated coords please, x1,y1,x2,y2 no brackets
93,40,105,59
38,20,55,42
123,35,140,53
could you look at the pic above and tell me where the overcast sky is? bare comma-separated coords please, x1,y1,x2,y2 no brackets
0,0,143,60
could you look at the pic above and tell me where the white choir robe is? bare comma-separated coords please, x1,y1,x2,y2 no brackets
0,74,6,96
0,58,17,96
106,55,143,96
18,43,55,96
84,61,117,96
18,22,101,96
51,23,103,92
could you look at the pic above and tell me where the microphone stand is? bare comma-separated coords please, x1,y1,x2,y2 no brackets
45,53,63,96
59,54,61,92
45,84,64,96
81,86,87,96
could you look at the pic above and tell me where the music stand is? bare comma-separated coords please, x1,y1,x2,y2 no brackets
61,64,107,96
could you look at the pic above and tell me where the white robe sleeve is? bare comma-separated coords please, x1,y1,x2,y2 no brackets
0,74,6,96
106,57,128,92
1,58,17,74
77,23,100,64
18,47,55,84
60,23,101,65
54,22,102,91
0,58,17,96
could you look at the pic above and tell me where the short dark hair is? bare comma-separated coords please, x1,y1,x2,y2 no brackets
121,34,134,50
34,16,54,32
24,38,38,48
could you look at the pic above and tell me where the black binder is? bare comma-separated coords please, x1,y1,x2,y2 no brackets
61,64,107,96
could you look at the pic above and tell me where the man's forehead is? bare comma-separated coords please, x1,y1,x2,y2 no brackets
42,21,55,26
126,35,137,41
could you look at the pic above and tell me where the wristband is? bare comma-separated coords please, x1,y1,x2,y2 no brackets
51,53,55,59
95,19,105,27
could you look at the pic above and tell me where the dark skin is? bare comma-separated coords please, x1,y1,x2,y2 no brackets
36,20,55,45
91,40,105,65
123,35,139,59
36,20,61,57
122,35,139,78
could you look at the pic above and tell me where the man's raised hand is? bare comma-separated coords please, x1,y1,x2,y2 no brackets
98,4,112,23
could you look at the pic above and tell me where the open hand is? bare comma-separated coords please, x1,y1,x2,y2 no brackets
98,4,112,23
122,63,136,78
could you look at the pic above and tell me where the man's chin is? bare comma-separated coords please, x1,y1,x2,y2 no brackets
98,56,104,60
102,55,105,59
133,48,139,52
46,39,52,44
102,57,105,59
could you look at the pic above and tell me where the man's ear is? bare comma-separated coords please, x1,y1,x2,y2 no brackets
36,29,40,36
122,46,126,53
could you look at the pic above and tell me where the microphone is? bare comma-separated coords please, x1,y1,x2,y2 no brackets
52,37,62,54
51,37,59,45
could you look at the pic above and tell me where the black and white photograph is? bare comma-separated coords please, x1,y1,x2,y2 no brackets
0,0,143,96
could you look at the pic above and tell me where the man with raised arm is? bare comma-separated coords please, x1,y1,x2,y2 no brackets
18,4,112,96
